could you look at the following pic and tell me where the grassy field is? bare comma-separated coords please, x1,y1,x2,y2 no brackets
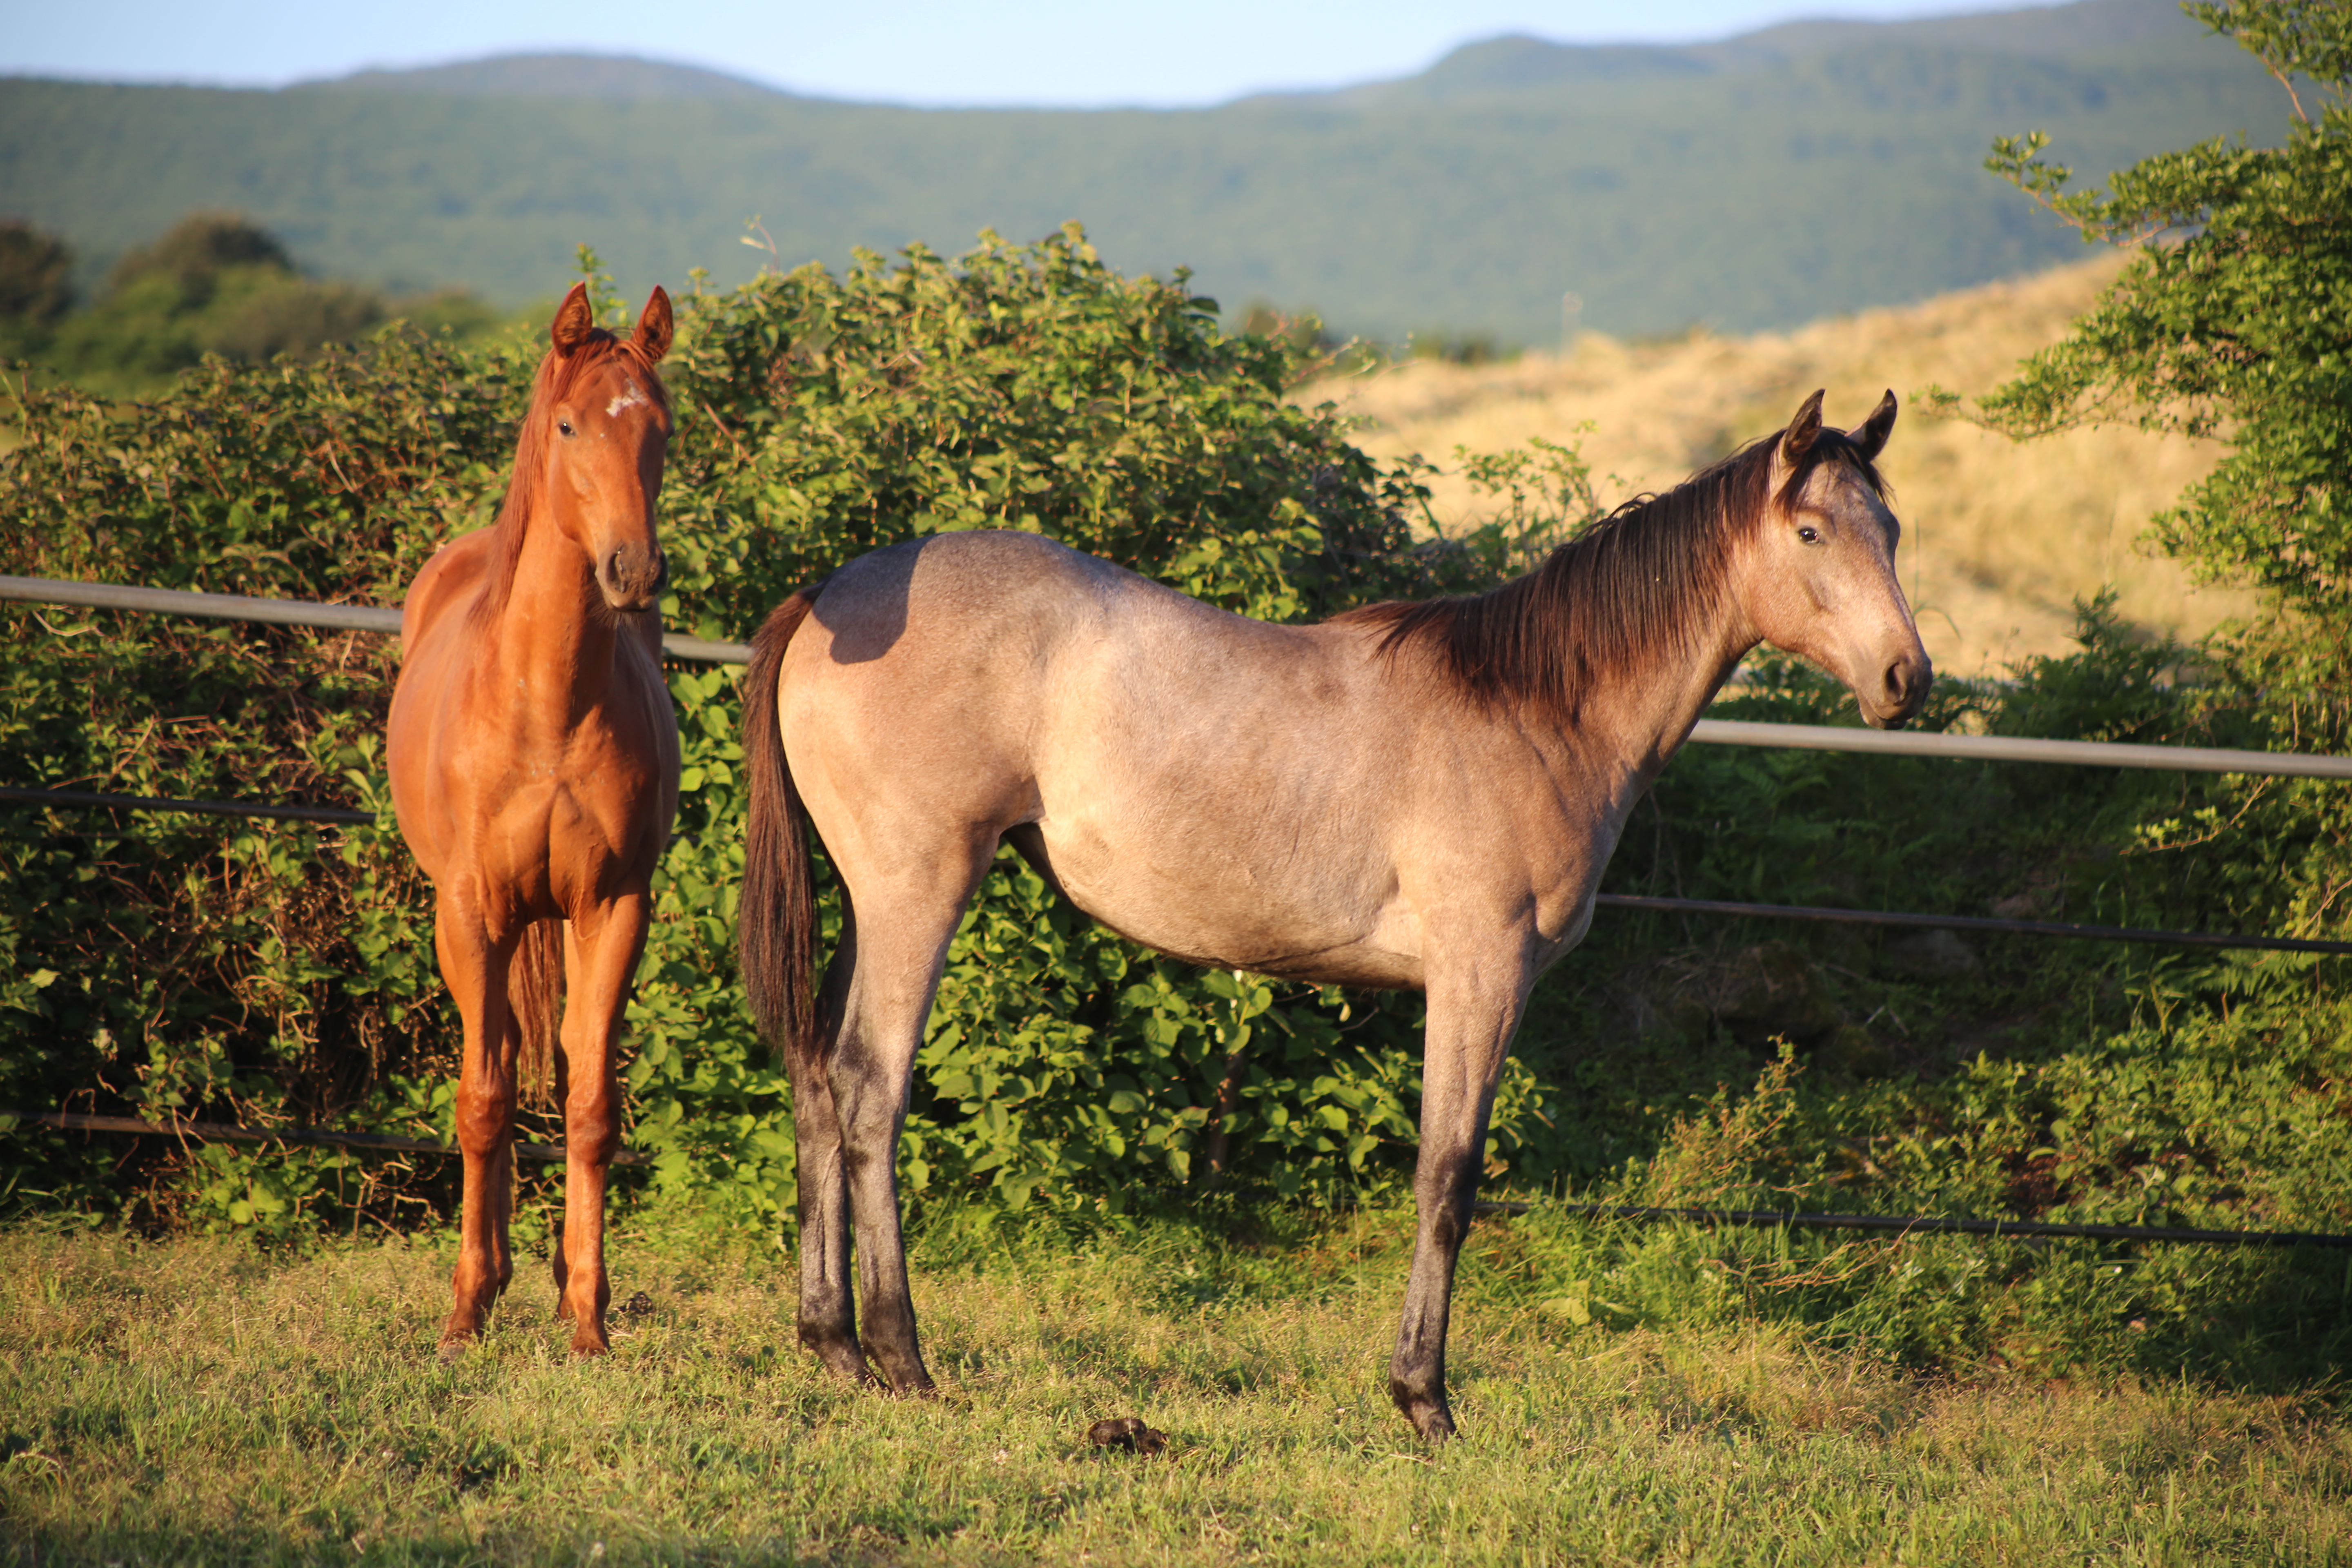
4,1210,2346,1566
1305,253,2262,677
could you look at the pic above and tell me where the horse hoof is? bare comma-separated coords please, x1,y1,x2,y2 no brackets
800,1329,874,1386
435,1338,472,1367
1411,1407,1458,1443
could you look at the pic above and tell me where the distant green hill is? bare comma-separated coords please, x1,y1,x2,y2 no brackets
0,0,2290,343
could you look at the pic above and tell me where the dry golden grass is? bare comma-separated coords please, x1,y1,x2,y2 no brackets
1301,254,2260,676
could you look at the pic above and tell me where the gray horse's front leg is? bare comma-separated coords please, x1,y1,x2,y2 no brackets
1388,964,1529,1441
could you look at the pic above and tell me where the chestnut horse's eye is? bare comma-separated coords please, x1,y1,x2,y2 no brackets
558,419,576,439
1797,525,1820,543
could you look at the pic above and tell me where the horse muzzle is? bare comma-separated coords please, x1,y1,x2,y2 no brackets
1862,649,1933,730
597,543,668,613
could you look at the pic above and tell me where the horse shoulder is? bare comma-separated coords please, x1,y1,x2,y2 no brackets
400,529,496,653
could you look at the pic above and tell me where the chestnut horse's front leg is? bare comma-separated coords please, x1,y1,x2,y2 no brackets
551,889,653,1356
1387,956,1532,1441
437,892,522,1358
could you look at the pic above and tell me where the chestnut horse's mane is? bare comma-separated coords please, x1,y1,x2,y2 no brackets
1333,427,1889,728
468,327,671,630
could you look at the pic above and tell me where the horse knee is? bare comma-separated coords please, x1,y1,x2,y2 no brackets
453,1096,512,1158
562,1095,622,1164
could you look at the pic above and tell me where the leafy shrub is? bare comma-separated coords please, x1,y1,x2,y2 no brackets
0,226,1508,1229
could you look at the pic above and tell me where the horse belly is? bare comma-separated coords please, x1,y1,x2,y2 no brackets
1025,811,1423,990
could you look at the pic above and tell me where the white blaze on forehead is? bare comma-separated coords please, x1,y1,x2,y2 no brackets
606,381,648,417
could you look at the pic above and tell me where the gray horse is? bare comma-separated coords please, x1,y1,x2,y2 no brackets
739,389,1930,1440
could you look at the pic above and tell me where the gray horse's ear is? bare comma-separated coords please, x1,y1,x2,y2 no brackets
1850,389,1897,459
551,282,595,355
1781,389,1827,465
632,286,673,363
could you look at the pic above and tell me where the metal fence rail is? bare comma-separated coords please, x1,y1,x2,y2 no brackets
11,1111,649,1167
1689,717,2352,780
1592,893,2352,956
0,574,753,664
0,784,374,825
9,572,2350,775
1471,1199,2352,1250
19,1108,2331,1243
4,784,2341,956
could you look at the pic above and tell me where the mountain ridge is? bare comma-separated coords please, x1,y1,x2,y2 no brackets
308,53,791,102
0,0,2287,344
279,0,2207,109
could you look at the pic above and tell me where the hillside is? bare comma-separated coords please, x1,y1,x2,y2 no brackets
0,0,2288,345
1302,253,2258,677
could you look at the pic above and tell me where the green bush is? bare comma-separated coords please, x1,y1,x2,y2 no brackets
0,227,1504,1232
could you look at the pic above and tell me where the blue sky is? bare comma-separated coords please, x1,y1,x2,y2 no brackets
7,0,2058,107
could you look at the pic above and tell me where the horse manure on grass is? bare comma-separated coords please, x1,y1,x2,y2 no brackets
1087,1417,1168,1456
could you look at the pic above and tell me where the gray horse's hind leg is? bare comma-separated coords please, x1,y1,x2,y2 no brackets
1387,965,1529,1441
826,837,1000,1394
788,908,869,1382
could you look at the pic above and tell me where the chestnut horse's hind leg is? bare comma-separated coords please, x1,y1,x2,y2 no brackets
550,892,653,1355
1387,961,1530,1441
437,895,523,1358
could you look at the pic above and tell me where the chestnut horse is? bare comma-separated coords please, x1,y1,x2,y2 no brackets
739,390,1929,1438
388,283,681,1358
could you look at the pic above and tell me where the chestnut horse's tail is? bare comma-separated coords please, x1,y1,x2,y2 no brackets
512,917,565,1106
741,589,823,1065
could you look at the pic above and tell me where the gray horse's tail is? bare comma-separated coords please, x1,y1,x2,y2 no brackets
741,588,823,1064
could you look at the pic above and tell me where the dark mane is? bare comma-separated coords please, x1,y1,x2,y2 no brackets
468,327,671,629
1332,426,1887,727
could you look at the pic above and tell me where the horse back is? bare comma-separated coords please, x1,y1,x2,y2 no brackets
782,530,1637,988
776,532,1459,984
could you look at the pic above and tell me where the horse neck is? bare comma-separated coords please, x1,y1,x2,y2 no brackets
1577,555,1761,792
487,495,619,720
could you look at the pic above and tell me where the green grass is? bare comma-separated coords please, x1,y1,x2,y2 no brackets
4,1209,2346,1565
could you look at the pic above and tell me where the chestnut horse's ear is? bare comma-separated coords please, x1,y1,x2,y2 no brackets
632,286,673,363
551,283,596,355
1780,388,1827,466
1850,388,1898,460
